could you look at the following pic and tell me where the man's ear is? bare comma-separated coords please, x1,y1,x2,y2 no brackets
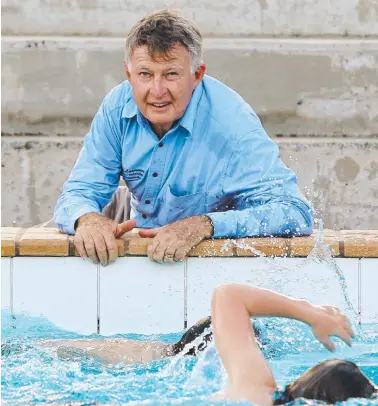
123,61,131,81
194,64,206,85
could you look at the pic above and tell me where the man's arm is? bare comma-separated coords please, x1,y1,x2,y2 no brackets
54,98,122,235
54,97,137,266
207,128,314,238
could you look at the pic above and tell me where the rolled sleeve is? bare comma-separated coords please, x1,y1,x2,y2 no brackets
207,211,238,238
55,205,99,235
207,128,314,239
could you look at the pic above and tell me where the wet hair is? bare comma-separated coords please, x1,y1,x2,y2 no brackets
274,359,378,404
125,9,203,72
170,316,262,356
171,316,212,356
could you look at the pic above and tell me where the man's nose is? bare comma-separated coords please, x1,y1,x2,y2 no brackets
150,77,166,97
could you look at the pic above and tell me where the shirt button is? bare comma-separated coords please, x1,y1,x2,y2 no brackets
158,142,164,147
142,214,147,219
145,199,151,204
152,172,158,177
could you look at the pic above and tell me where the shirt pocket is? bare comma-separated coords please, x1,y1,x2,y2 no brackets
162,187,233,224
206,193,233,213
163,186,207,223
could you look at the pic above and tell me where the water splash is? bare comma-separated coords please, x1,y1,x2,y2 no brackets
229,220,359,325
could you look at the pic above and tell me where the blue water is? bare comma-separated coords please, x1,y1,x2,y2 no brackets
2,312,378,405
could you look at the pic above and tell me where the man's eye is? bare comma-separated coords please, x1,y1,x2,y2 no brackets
167,72,178,76
139,72,150,76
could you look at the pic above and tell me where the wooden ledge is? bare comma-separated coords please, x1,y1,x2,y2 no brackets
1,228,377,258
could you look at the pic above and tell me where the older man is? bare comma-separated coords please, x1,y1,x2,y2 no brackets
54,10,313,266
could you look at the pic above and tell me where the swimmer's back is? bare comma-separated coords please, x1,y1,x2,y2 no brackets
41,338,170,365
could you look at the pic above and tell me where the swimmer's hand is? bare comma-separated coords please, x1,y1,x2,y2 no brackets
138,215,214,263
309,305,355,352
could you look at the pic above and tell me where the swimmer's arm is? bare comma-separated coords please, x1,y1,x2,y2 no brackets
212,284,354,403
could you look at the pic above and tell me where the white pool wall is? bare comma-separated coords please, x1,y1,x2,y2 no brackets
1,257,377,335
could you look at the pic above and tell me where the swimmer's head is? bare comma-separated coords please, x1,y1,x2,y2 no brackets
171,316,213,356
171,316,262,357
274,359,378,404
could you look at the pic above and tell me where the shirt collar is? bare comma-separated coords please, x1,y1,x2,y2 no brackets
121,96,138,119
177,81,203,136
121,80,204,136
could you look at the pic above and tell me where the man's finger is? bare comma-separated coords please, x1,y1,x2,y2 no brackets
174,248,188,262
74,233,88,259
103,233,119,265
115,219,137,238
92,233,108,266
147,239,159,262
139,228,160,238
83,233,100,264
163,248,177,264
152,241,167,264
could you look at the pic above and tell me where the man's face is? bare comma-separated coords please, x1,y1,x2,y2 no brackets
124,44,206,136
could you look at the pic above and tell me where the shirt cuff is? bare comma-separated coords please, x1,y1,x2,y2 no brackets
66,206,100,235
207,211,238,238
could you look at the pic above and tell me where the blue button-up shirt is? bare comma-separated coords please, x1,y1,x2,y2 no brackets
55,75,314,237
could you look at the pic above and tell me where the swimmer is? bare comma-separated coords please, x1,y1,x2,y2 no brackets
35,316,261,365
38,316,214,365
211,284,378,405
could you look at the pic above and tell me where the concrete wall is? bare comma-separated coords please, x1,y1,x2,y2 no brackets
2,0,378,37
2,37,378,137
2,137,378,229
2,1,378,229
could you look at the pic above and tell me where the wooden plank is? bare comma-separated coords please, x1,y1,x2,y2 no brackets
189,239,234,257
68,235,125,257
289,229,340,257
124,234,150,256
234,237,289,257
1,227,26,257
19,227,69,256
342,230,378,258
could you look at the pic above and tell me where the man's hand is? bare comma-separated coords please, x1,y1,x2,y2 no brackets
139,215,214,263
74,213,136,266
310,305,355,352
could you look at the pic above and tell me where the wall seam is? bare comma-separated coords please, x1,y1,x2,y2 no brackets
97,263,100,334
184,260,188,329
358,258,362,325
10,257,14,315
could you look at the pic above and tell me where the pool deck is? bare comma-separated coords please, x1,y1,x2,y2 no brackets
1,227,378,258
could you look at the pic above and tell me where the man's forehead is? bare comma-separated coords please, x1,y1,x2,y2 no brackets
132,45,189,68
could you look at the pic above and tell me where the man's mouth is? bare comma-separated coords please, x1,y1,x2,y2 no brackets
149,102,171,109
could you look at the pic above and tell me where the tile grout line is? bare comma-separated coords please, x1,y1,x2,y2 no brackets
10,257,14,315
184,259,188,329
97,264,100,334
358,258,362,325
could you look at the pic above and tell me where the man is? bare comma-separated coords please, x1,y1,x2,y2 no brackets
54,10,313,266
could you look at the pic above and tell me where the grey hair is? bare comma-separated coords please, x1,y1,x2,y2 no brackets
125,9,203,72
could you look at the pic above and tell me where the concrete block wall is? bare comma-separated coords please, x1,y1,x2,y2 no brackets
2,1,378,229
2,0,378,37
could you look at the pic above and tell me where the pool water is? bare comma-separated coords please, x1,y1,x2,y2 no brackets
2,311,378,405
